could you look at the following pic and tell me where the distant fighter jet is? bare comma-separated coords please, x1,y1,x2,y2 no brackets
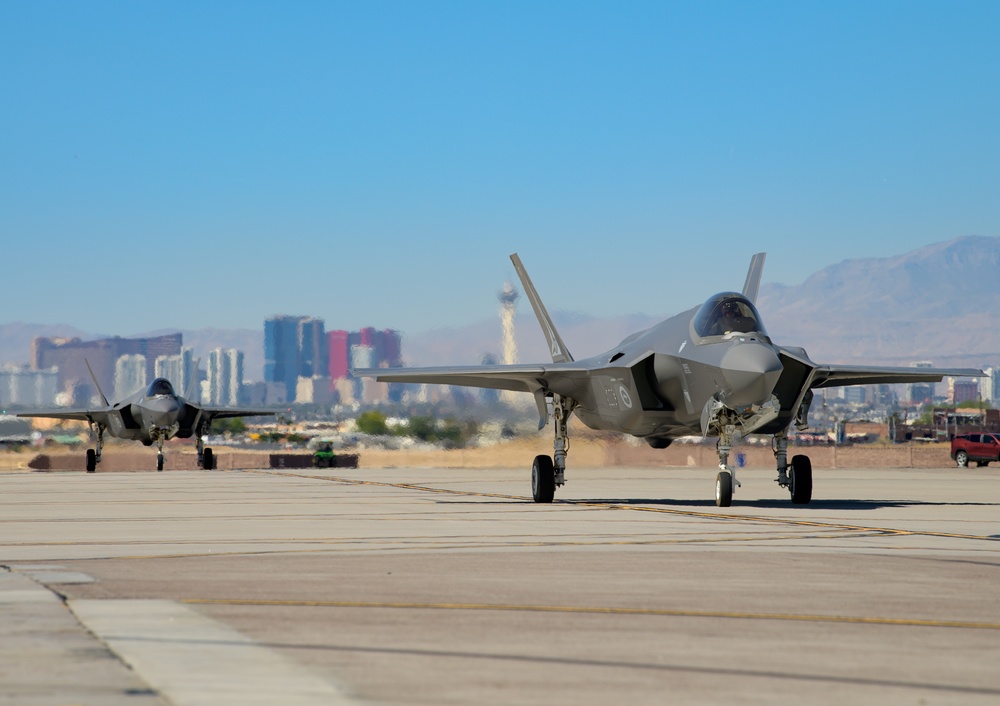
357,253,984,506
19,369,272,472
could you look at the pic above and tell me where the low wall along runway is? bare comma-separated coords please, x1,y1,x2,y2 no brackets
0,438,960,472
348,437,961,470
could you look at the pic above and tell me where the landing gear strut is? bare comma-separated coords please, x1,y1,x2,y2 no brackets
148,425,177,472
531,394,575,503
715,422,741,507
196,424,214,470
155,433,165,472
772,432,812,504
85,423,105,473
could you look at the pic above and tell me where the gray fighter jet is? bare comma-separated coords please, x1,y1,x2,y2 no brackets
19,369,272,472
357,253,983,506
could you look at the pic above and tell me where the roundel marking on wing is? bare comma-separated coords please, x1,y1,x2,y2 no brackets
618,385,633,409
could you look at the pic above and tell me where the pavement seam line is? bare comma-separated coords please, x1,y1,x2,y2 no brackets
182,598,1000,631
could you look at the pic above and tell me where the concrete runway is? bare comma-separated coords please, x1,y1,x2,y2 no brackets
2,463,999,705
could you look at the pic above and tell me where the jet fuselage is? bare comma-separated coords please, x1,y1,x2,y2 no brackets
547,294,788,443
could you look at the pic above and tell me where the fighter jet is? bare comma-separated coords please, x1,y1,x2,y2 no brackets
19,368,273,472
356,253,984,506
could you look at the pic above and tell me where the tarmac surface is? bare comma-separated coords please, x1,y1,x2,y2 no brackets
1,462,999,705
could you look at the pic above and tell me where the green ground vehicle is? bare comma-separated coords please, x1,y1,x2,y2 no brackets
313,444,337,468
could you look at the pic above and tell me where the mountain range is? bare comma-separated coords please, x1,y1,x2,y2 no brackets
2,235,998,379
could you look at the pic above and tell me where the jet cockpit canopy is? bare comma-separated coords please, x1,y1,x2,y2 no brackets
146,378,176,397
693,292,768,338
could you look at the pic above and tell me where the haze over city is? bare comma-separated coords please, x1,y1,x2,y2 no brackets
3,2,998,337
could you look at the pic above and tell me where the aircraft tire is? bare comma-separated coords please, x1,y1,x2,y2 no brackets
531,455,555,503
716,471,733,507
157,453,164,472
790,455,813,504
203,448,214,470
86,449,96,473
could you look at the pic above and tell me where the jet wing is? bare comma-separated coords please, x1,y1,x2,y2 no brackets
355,364,559,393
356,363,596,429
810,364,985,389
194,406,275,420
776,347,985,389
18,408,112,424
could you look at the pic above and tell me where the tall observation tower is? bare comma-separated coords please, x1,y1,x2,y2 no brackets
498,282,520,405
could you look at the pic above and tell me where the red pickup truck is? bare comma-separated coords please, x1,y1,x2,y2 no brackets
951,433,1000,467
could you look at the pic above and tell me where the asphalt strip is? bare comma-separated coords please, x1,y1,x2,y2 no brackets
69,598,359,706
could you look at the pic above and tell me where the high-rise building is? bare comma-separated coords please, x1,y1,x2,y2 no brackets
844,386,866,405
264,315,334,402
948,378,979,406
154,347,197,399
32,333,183,404
984,367,1000,406
114,354,147,400
207,348,243,407
380,329,403,368
264,316,303,402
908,361,935,405
498,281,519,405
0,365,59,407
326,328,403,399
328,330,351,381
299,318,328,379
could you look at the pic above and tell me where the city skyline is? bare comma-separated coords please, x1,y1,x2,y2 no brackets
3,318,996,412
2,3,998,335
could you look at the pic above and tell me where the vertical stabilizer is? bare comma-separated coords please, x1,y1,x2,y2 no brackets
85,359,110,406
509,253,574,363
185,358,202,401
742,252,767,303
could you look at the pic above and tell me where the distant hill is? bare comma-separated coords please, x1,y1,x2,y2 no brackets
3,235,999,378
757,235,1000,367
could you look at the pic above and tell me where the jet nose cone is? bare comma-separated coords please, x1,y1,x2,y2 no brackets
143,397,181,428
721,344,783,407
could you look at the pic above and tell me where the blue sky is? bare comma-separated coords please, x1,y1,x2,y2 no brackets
2,1,998,335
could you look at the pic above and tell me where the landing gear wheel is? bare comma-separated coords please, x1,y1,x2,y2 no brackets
531,455,556,503
157,453,164,472
716,471,733,507
956,450,968,467
790,454,813,504
203,448,214,470
86,449,97,473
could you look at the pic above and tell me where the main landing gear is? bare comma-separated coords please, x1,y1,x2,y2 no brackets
85,423,106,473
527,395,815,506
772,433,812,505
714,429,813,507
196,423,215,470
530,395,574,503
